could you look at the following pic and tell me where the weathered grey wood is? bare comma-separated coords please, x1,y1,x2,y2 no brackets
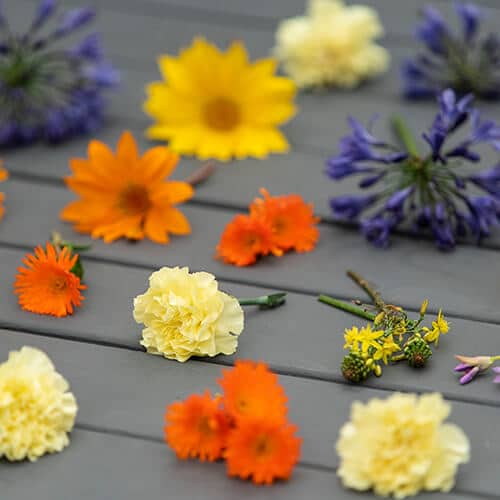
2,179,500,322
0,329,498,497
0,426,484,500
1,246,499,405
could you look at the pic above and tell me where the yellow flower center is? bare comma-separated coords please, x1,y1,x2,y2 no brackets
204,97,240,131
119,184,151,215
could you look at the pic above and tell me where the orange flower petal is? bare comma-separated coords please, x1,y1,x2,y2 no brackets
117,130,139,162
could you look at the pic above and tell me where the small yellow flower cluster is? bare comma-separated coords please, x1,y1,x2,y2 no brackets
336,393,470,498
0,347,78,462
423,309,450,346
274,0,389,89
133,266,244,362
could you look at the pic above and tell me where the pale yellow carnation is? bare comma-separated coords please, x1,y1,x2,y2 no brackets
0,347,78,462
133,266,244,362
336,393,469,498
274,0,389,88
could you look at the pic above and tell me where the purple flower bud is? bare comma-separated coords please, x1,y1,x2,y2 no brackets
386,186,414,212
493,366,500,384
358,172,386,188
360,215,394,248
54,7,95,38
330,194,377,220
83,62,120,87
69,33,102,60
456,2,481,42
32,0,57,30
460,365,480,384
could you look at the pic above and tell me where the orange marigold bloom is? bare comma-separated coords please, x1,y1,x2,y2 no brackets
14,243,86,317
165,391,230,462
218,360,288,422
60,131,194,244
250,188,320,252
225,418,301,484
216,214,280,267
0,161,8,220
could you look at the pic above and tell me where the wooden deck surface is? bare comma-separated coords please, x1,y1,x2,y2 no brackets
1,1,499,498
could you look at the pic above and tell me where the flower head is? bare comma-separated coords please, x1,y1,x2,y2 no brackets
249,188,320,252
225,418,301,485
0,346,78,462
0,1,118,146
218,360,288,422
373,334,400,365
402,2,500,99
144,37,296,161
274,0,389,89
216,214,277,267
0,161,8,220
326,89,500,250
61,131,193,244
423,310,450,346
165,391,230,462
454,354,494,384
14,242,86,317
336,392,470,498
133,266,244,362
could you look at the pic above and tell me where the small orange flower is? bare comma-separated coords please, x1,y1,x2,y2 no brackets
218,360,288,422
60,131,194,244
165,391,230,462
250,188,320,252
0,161,8,220
225,418,301,484
14,243,86,317
216,214,280,267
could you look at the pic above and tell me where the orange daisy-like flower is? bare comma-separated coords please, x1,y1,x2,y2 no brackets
165,391,230,462
216,214,280,267
250,188,320,252
0,161,8,220
218,360,288,422
225,418,301,484
14,243,86,317
60,131,194,244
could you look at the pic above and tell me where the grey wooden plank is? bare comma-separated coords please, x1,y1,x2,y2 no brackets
1,179,500,322
1,245,500,406
0,426,483,500
0,329,498,497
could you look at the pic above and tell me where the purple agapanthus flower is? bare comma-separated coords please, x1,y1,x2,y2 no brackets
0,0,119,147
326,88,500,250
402,2,500,99
454,355,494,384
493,366,500,384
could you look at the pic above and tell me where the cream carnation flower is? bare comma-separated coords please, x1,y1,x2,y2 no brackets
274,0,389,89
0,347,78,462
133,266,244,362
336,393,469,498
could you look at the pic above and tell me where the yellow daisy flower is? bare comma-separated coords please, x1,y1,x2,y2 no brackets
344,326,362,352
373,335,400,365
144,37,297,161
358,324,384,354
423,310,450,347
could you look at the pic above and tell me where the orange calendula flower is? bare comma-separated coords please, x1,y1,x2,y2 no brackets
225,418,301,484
0,161,8,220
165,391,230,462
60,131,194,244
14,243,86,317
216,214,279,267
250,188,320,252
218,360,288,422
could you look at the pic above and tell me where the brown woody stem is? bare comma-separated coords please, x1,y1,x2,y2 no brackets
184,161,217,186
346,270,386,311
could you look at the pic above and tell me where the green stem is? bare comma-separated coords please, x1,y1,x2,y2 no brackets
346,270,386,311
391,116,420,157
318,295,376,321
238,293,286,310
490,355,500,362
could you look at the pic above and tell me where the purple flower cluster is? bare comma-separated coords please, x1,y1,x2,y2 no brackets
454,355,500,385
326,89,500,250
0,0,119,147
402,2,500,99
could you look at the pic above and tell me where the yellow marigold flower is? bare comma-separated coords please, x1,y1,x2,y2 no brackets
423,310,450,347
144,37,296,161
133,266,244,362
336,393,470,498
274,0,389,89
373,335,400,365
0,347,77,462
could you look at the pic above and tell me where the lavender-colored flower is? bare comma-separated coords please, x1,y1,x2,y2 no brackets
454,355,493,384
0,1,118,147
403,2,500,99
326,89,500,250
493,366,500,384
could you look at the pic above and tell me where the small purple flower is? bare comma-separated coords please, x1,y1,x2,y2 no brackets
0,1,118,147
403,2,500,100
360,215,394,248
454,355,493,384
493,366,500,384
386,186,414,212
330,194,377,220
